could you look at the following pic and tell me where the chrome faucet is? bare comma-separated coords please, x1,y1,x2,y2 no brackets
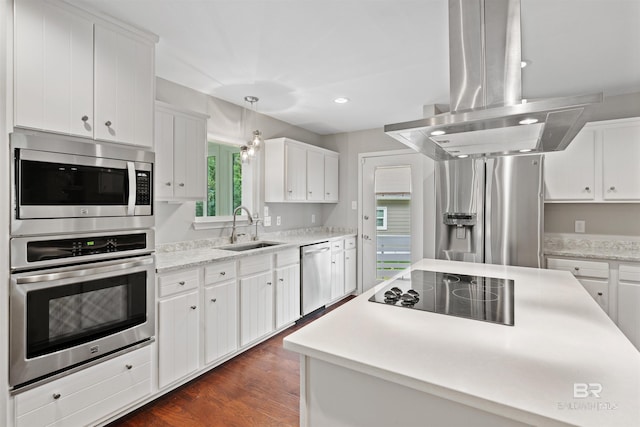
230,206,254,244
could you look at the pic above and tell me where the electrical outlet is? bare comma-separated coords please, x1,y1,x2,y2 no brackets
351,201,357,210
276,216,281,226
311,214,316,223
263,216,271,227
264,206,269,218
575,220,586,233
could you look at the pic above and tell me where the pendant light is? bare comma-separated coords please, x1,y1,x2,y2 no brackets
240,95,263,163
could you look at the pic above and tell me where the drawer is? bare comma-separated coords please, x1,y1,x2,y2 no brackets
205,261,236,284
546,258,609,279
331,239,344,252
579,278,609,314
158,268,200,297
239,254,272,276
620,264,640,282
345,237,356,250
15,346,151,427
276,249,299,268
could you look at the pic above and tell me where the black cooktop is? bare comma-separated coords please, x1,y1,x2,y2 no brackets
368,269,515,326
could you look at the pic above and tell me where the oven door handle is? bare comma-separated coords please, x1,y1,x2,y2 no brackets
127,161,136,216
15,256,154,284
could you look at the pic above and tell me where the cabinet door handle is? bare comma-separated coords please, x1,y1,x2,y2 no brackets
288,189,292,193
190,305,197,310
126,364,133,370
584,186,590,191
609,186,616,191
179,281,185,286
81,115,89,122
211,298,217,303
179,183,185,187
597,292,603,296
574,267,579,271
326,192,330,195
220,271,226,276
53,393,61,400
105,120,112,127
279,278,284,282
165,182,172,186
266,282,272,286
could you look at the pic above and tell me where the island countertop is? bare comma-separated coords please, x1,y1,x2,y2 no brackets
283,259,640,427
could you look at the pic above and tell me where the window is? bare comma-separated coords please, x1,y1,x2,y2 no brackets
376,207,388,230
196,142,243,218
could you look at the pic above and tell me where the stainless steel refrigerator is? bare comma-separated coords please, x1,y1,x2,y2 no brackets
435,155,544,268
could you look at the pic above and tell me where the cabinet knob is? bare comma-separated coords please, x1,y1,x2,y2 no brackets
574,267,580,271
326,192,330,195
126,364,133,370
609,186,616,191
346,257,350,260
597,292,603,296
331,261,336,264
584,186,590,191
165,182,172,186
220,271,226,276
190,305,197,310
53,393,61,400
288,189,292,193
266,282,272,286
211,298,217,303
179,183,185,187
105,120,112,127
279,278,284,282
81,115,89,122
179,281,185,286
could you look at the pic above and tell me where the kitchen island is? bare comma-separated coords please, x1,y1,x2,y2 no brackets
283,259,640,427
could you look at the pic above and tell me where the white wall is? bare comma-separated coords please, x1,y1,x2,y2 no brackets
155,78,328,243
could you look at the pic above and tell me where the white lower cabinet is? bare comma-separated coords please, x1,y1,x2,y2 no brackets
276,264,301,329
157,268,200,389
546,257,610,315
15,346,151,427
204,281,238,364
618,264,640,351
240,270,275,347
331,251,345,300
344,247,357,294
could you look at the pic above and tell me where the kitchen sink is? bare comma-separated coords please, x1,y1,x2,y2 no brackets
219,241,283,252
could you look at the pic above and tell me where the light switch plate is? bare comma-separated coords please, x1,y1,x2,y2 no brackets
264,206,269,218
276,216,281,226
351,201,357,210
263,216,271,227
311,214,316,223
575,220,586,233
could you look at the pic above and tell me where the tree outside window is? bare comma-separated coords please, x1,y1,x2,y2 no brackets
196,142,242,217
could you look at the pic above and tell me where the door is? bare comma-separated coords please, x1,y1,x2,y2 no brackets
543,130,596,201
204,281,238,364
285,143,307,201
485,155,544,268
154,109,175,199
240,272,274,346
306,150,325,201
359,152,435,293
602,124,640,200
275,264,301,328
324,154,339,201
344,248,356,294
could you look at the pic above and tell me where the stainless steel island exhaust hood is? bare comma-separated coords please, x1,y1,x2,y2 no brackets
384,0,602,160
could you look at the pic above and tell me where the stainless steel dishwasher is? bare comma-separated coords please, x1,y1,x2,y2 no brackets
300,241,332,315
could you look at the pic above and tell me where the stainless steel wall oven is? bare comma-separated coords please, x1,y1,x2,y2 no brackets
10,230,155,390
10,130,154,236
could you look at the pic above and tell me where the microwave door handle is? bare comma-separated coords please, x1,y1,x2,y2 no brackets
126,162,136,216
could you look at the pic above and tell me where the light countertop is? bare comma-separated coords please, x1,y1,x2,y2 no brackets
155,230,356,273
283,259,640,427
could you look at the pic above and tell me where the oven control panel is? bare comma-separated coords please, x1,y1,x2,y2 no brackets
135,171,152,205
27,233,147,262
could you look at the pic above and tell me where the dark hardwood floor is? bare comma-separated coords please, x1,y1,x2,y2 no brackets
108,296,355,427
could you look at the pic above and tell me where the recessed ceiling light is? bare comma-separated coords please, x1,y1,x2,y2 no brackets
334,97,349,104
519,118,539,125
457,154,469,159
519,149,533,153
430,130,446,136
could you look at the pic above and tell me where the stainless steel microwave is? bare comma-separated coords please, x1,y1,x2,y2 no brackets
11,131,154,236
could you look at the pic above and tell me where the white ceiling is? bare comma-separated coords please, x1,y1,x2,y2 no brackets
68,0,640,135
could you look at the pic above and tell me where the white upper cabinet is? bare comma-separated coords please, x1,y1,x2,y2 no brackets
544,118,640,203
265,137,339,203
14,0,94,137
602,124,640,200
544,130,596,201
324,153,339,202
154,102,208,201
14,0,157,147
94,24,154,147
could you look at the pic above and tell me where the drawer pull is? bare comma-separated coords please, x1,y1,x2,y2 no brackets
81,115,89,122
574,267,580,271
179,183,185,187
266,282,272,286
105,120,112,127
190,305,197,310
609,186,616,191
179,281,185,286
597,292,603,296
584,186,590,191
211,298,217,303
220,271,226,276
126,364,133,370
53,393,61,400
165,182,172,186
279,278,284,282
